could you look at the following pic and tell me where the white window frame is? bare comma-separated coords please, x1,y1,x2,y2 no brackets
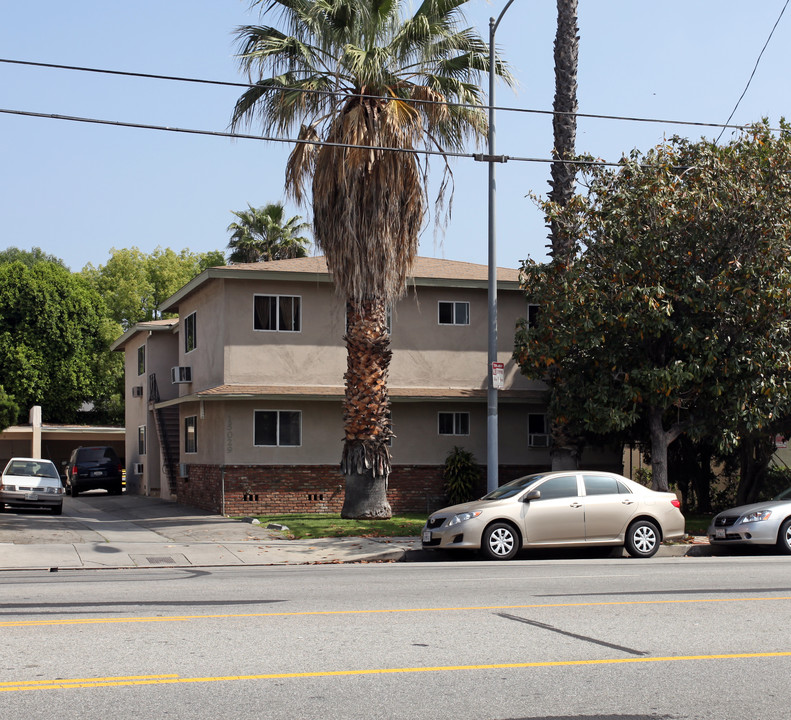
253,410,302,447
184,312,197,353
184,415,198,454
138,425,146,455
253,294,302,333
438,300,470,326
438,411,470,436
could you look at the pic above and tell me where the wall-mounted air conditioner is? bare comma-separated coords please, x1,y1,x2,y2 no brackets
529,434,550,448
171,366,192,384
133,462,144,475
131,386,144,398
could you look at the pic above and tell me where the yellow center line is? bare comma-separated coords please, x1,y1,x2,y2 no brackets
2,653,791,693
3,595,791,628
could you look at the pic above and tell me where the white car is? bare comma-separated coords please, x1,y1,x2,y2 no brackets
0,457,65,515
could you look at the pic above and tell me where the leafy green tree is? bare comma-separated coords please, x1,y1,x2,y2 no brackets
227,203,311,263
515,123,791,492
0,246,67,268
0,261,117,423
231,0,512,517
81,246,225,329
0,385,20,431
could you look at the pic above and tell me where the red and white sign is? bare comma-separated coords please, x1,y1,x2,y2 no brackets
492,362,505,390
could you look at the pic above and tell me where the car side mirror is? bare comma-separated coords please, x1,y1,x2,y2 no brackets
522,490,541,502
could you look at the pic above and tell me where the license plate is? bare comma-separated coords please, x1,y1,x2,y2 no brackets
715,528,726,539
25,493,38,501
91,470,105,477
422,531,432,543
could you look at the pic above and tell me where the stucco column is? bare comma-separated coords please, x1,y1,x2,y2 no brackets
29,405,42,458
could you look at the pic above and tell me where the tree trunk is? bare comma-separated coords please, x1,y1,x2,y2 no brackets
547,0,581,470
647,405,682,492
736,436,775,505
340,298,393,519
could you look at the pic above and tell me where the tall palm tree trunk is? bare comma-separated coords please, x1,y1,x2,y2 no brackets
548,0,580,471
340,298,393,518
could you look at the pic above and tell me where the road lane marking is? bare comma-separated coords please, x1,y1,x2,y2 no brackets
3,653,791,693
2,594,791,628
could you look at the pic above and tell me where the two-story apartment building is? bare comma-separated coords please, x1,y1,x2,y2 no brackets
112,256,616,515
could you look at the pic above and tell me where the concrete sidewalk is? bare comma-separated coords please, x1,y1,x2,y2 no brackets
0,493,708,570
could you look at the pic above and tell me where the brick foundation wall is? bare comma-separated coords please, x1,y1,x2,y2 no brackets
174,463,544,516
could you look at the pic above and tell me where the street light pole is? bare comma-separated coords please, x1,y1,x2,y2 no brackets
486,0,516,493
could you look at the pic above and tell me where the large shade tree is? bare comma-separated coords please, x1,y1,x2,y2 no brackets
227,202,311,263
231,0,512,517
515,123,791,493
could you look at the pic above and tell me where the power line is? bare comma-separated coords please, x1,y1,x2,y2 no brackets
0,105,628,167
0,57,767,135
716,0,789,144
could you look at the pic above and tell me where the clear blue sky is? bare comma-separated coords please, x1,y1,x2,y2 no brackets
2,0,789,273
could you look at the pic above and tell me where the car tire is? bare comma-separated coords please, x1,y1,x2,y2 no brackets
776,518,791,555
625,519,660,558
480,522,520,561
109,484,123,495
51,503,63,516
71,486,79,497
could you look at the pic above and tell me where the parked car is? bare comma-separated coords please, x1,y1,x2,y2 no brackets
422,471,685,560
707,489,791,554
0,457,65,514
65,446,124,496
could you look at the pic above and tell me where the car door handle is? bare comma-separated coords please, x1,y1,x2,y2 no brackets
570,502,582,508
621,499,635,505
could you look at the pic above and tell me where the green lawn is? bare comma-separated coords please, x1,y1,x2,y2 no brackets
252,513,427,540
248,512,713,540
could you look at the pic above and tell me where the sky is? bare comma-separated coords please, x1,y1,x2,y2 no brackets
2,0,790,273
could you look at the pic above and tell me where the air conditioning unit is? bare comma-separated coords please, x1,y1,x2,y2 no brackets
131,386,144,398
529,434,550,448
171,366,192,384
133,462,144,475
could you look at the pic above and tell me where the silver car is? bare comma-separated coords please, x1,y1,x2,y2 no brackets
0,457,65,515
422,471,685,560
707,490,791,553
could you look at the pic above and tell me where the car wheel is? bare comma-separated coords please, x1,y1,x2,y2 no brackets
51,503,63,516
71,486,79,497
776,518,791,555
625,520,660,558
110,484,123,495
480,523,520,561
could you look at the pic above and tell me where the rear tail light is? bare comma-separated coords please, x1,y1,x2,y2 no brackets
671,499,681,508
71,465,78,476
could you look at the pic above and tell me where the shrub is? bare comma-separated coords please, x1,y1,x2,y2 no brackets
443,446,482,506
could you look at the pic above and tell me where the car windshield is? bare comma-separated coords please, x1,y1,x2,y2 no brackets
482,474,547,500
773,487,791,501
6,460,59,479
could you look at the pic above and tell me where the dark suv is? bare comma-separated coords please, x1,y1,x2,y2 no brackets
66,446,124,496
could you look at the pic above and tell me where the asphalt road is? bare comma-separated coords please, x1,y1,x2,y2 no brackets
2,555,790,719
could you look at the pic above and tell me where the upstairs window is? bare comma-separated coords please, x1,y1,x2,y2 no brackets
438,301,469,326
254,295,301,332
528,414,549,447
138,426,146,455
137,345,145,376
184,312,197,353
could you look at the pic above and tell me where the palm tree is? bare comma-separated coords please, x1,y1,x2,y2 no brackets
231,0,512,518
547,0,580,471
227,202,311,264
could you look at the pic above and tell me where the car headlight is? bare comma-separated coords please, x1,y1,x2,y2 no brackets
447,511,482,527
741,510,772,523
1,484,14,491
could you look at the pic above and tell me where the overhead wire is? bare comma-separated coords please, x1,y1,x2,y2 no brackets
715,0,789,144
0,57,770,135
